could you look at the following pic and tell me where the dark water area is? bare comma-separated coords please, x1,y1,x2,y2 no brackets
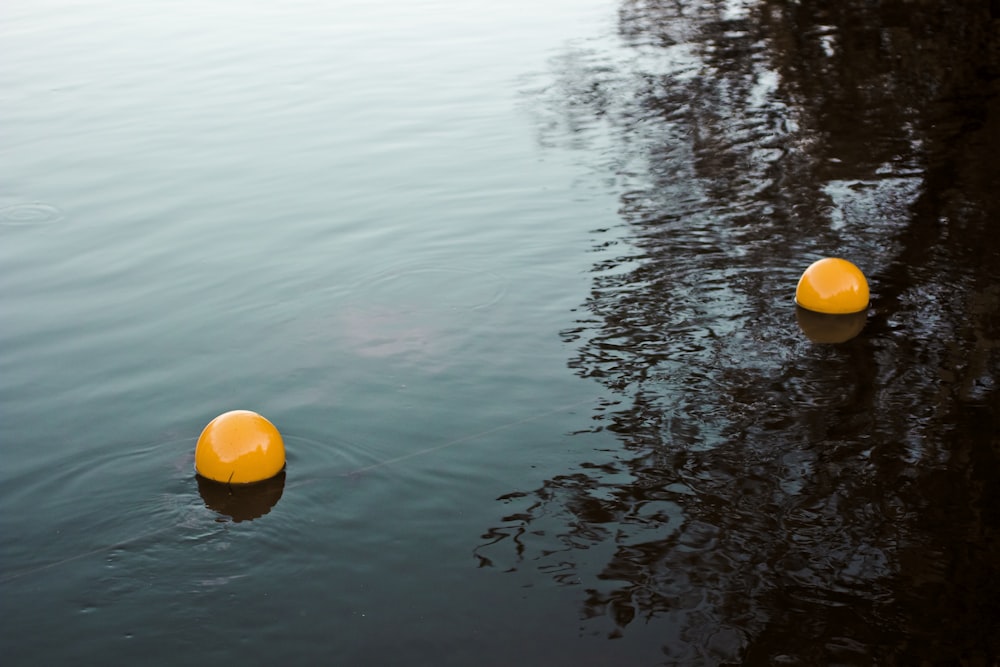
477,0,1000,663
2,0,999,665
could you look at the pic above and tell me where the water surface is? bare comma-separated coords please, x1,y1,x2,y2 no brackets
2,0,998,665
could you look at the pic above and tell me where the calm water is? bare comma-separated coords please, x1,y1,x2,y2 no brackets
2,0,998,665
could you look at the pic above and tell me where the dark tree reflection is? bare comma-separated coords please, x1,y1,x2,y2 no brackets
480,1,999,663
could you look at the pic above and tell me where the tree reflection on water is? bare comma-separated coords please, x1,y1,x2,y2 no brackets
479,0,998,662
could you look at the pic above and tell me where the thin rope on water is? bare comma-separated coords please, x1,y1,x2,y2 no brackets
343,396,595,477
0,533,166,584
2,397,597,583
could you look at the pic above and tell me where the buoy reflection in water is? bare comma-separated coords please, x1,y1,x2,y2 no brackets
795,306,868,344
196,471,286,523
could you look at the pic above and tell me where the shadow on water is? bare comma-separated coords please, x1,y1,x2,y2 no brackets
196,472,286,523
480,0,999,663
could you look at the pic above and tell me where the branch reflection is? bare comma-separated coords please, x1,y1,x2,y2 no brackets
481,0,998,662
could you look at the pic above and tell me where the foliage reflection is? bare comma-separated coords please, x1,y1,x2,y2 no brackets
479,0,999,662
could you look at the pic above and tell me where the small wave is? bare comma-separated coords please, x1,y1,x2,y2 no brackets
352,264,508,313
0,202,64,226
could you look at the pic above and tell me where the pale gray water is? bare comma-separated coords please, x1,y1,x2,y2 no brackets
2,1,631,663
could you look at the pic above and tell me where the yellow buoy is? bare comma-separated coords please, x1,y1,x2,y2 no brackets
195,410,286,484
795,257,869,314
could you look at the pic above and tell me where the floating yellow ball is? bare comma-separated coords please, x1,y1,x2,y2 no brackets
195,410,285,484
795,257,869,314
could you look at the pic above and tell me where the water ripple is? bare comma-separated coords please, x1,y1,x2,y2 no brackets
0,202,64,226
351,263,508,313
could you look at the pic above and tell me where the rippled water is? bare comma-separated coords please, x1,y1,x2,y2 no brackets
474,1,998,663
3,0,998,665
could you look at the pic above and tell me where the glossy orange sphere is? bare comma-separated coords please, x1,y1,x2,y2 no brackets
795,257,870,314
195,410,285,484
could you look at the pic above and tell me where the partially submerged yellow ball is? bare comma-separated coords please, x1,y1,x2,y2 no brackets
795,257,869,314
195,410,286,484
